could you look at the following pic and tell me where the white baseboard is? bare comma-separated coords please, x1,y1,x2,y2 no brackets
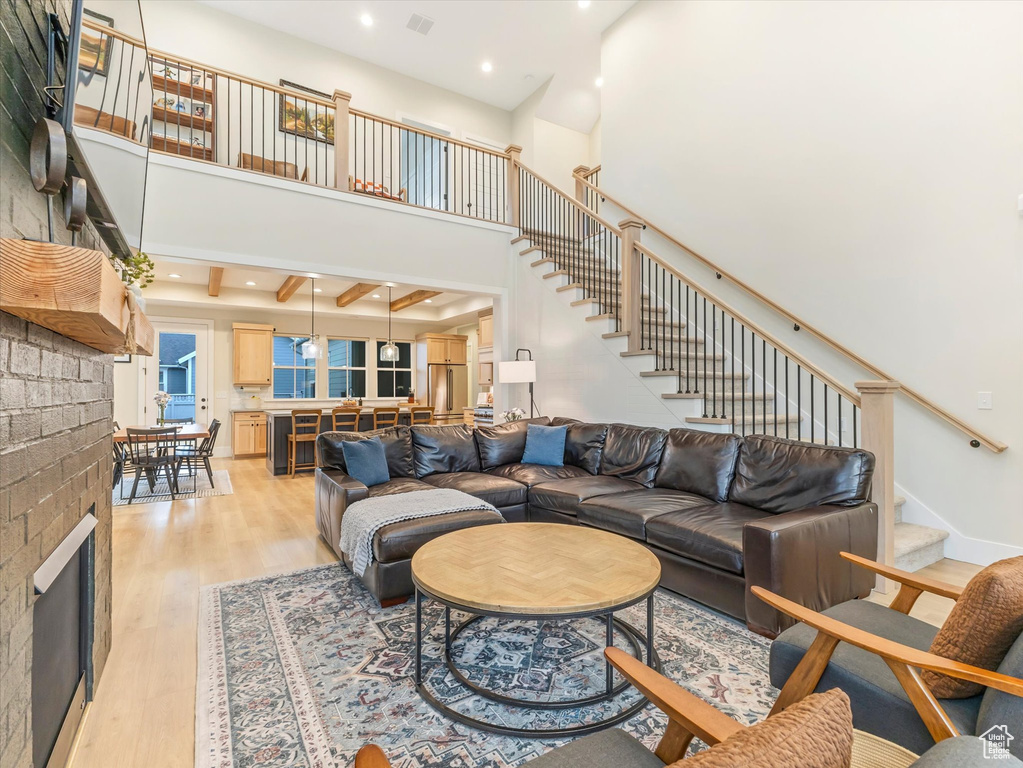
895,483,1023,566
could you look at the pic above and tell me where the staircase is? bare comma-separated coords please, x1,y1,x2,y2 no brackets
512,166,951,572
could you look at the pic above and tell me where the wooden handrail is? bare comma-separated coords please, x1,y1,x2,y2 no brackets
515,161,623,237
575,171,1007,453
349,108,510,158
635,242,861,406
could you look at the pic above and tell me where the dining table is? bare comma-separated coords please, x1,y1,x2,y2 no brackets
113,422,209,443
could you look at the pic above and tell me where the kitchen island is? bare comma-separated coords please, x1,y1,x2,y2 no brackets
262,407,419,476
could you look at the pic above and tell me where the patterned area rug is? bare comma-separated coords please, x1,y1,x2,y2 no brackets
197,563,776,768
114,469,232,505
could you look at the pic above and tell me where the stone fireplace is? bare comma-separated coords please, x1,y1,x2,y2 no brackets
1,3,115,767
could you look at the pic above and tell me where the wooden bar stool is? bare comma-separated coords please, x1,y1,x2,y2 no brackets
331,406,361,432
372,407,400,430
410,406,435,426
287,409,322,476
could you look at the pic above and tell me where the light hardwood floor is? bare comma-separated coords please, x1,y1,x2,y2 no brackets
71,458,980,767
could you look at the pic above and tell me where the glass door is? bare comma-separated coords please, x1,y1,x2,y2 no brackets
142,322,210,425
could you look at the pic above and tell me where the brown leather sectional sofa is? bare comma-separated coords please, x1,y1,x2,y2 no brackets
315,417,878,636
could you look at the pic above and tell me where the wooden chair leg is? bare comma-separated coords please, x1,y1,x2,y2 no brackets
203,457,215,487
770,631,839,715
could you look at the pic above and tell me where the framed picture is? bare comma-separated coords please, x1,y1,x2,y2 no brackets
79,9,114,76
114,354,132,363
278,80,335,145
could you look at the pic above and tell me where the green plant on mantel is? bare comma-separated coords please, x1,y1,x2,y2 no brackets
114,251,155,288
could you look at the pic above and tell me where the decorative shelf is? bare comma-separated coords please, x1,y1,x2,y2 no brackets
0,239,154,355
152,105,213,133
152,73,214,103
151,134,214,161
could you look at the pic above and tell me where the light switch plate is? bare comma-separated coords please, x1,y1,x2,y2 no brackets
978,392,993,410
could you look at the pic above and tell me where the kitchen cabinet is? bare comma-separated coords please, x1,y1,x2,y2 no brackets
421,334,467,365
478,313,493,350
233,411,266,457
233,323,274,386
479,361,494,386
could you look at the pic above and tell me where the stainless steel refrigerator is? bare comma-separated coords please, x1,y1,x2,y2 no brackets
428,364,468,423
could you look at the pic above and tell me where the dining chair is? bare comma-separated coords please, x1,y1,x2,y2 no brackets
372,407,400,430
331,407,361,432
124,427,183,504
409,406,435,426
176,419,221,488
288,410,322,476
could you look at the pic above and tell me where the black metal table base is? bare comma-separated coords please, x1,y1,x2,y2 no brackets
413,588,659,738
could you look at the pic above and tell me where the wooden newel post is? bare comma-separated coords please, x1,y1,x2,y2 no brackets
619,218,644,353
333,90,352,191
573,165,590,206
856,380,901,594
505,144,523,229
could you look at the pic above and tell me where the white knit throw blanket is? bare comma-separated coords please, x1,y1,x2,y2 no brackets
339,488,502,577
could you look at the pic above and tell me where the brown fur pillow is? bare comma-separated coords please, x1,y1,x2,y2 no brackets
676,689,852,768
921,556,1023,698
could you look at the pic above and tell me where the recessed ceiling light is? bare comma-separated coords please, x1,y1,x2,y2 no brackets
372,294,381,298
313,287,322,293
481,61,493,73
360,13,373,27
245,281,256,286
168,273,181,278
424,299,433,303
595,76,604,88
578,0,591,8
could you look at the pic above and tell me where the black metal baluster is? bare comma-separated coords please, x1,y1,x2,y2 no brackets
762,339,767,436
750,331,755,432
797,365,803,441
711,303,717,416
810,375,816,444
824,384,829,446
741,326,747,436
773,348,778,436
785,358,790,439
838,396,843,448
731,317,736,428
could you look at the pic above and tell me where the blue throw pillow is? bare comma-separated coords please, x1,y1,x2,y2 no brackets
340,437,390,487
522,424,567,467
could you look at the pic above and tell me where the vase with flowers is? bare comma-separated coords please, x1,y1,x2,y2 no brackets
154,390,171,425
500,407,526,422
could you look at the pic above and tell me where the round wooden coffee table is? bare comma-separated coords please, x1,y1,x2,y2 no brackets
411,523,662,737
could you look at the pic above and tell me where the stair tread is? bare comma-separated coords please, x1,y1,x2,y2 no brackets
894,522,950,558
663,391,771,400
641,369,746,378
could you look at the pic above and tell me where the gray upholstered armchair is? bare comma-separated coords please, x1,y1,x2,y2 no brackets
761,553,1023,758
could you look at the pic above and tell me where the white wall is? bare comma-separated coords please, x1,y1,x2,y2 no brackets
143,154,514,295
600,0,1023,553
512,80,594,193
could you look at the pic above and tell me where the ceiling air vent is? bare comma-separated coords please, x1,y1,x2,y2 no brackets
406,13,434,35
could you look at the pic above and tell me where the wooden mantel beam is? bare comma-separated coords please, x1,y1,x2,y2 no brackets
336,282,379,308
208,267,224,297
276,275,307,302
390,290,441,312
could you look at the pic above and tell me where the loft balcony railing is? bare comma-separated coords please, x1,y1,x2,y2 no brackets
76,18,512,225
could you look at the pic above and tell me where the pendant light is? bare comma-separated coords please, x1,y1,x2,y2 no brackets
379,286,399,362
301,279,323,359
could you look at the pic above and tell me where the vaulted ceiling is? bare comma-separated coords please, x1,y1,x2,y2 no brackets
198,0,635,133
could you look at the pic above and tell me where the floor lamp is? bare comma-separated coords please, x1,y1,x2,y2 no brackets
498,349,538,418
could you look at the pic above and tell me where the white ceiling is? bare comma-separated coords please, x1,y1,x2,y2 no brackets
198,0,634,133
150,258,473,316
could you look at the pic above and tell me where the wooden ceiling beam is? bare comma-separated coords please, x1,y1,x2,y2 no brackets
276,275,307,302
336,282,380,308
390,290,441,312
208,266,224,297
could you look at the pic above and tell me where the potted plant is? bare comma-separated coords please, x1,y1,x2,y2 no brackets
407,390,415,404
500,407,526,422
113,251,155,310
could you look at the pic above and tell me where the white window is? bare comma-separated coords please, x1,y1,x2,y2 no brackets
272,335,316,398
327,339,367,398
